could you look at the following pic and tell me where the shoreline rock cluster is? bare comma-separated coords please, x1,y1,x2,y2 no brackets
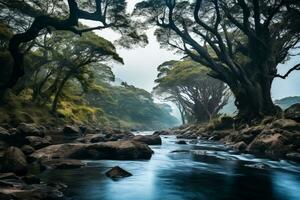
0,123,160,199
157,105,300,162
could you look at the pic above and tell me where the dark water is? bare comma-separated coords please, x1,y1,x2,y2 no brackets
40,132,300,200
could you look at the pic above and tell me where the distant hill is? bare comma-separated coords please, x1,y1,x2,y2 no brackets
274,96,300,109
220,96,300,115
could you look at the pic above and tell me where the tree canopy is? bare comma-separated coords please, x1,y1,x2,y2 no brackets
154,59,228,123
0,0,147,89
135,0,300,121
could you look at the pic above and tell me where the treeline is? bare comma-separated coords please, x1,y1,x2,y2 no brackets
1,0,300,126
0,11,178,130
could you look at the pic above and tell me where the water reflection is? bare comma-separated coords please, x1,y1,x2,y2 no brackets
40,135,300,200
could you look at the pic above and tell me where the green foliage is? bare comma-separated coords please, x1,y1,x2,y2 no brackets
154,59,229,123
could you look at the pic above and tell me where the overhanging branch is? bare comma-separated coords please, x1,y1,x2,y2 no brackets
275,64,300,79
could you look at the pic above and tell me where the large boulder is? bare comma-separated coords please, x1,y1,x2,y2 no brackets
1,147,28,175
133,135,162,145
16,123,44,137
25,136,52,149
223,126,263,144
284,103,300,122
247,132,289,156
31,140,153,161
270,119,300,132
63,125,81,135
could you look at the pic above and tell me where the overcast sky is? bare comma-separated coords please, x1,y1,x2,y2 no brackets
85,0,300,101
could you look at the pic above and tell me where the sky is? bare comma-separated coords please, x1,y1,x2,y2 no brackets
84,0,300,102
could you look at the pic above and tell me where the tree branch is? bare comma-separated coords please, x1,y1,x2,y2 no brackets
274,64,300,79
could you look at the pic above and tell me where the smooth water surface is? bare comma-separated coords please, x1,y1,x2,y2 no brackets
40,132,300,200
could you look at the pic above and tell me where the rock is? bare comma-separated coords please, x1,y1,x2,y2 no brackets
41,159,85,169
271,119,300,132
76,134,106,143
21,175,40,184
232,141,247,151
31,140,153,161
25,136,52,149
153,130,173,136
176,132,198,139
286,152,300,162
247,132,289,156
170,150,190,153
284,103,300,122
245,163,269,169
176,140,187,145
0,182,64,200
214,116,234,130
0,173,19,180
189,139,198,144
208,130,231,141
105,166,132,179
1,147,28,175
17,123,44,137
0,127,10,140
132,135,162,145
21,145,35,155
63,125,81,135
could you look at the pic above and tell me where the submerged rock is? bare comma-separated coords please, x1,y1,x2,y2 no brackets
170,150,190,153
176,140,187,145
286,152,300,162
244,163,269,170
105,166,132,179
133,135,162,145
21,175,41,185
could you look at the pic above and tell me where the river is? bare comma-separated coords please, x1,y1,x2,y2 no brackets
40,131,300,200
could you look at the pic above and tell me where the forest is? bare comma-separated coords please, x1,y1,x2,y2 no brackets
0,0,300,200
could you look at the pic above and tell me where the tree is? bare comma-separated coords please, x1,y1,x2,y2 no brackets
154,59,228,123
0,0,147,90
134,0,300,121
44,31,123,113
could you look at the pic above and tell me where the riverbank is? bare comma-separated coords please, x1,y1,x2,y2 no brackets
157,107,300,162
1,101,300,199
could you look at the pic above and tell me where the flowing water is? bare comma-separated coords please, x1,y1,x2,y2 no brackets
40,132,300,200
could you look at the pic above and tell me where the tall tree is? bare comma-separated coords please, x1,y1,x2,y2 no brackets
0,0,147,89
135,0,300,121
154,59,229,123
